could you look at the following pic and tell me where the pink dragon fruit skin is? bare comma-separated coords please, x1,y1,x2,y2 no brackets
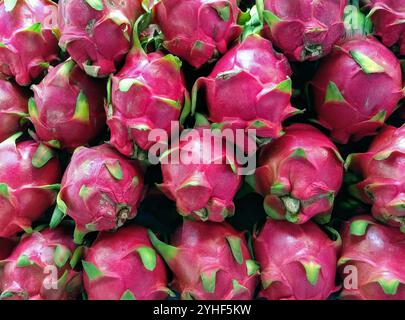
338,216,405,300
0,238,16,260
82,225,169,300
0,227,82,300
312,36,404,144
363,0,405,55
194,34,298,140
0,134,61,238
106,48,189,158
251,123,344,224
259,0,347,61
29,60,106,151
56,144,144,244
347,125,405,231
254,219,340,300
149,220,259,300
0,0,59,86
0,79,28,143
58,0,143,78
158,127,242,222
154,0,242,69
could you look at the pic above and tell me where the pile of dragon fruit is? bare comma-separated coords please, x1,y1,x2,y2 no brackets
0,0,404,301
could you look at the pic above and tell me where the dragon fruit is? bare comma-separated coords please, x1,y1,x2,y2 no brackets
82,225,169,300
258,0,347,61
158,126,242,222
53,144,144,244
0,79,28,143
193,34,299,141
0,227,82,300
346,125,405,231
312,36,404,144
106,27,189,158
29,60,106,151
338,216,405,299
0,134,61,238
0,0,59,85
0,238,16,260
250,123,344,224
362,0,405,55
154,0,242,69
149,220,259,300
58,0,143,77
254,219,340,300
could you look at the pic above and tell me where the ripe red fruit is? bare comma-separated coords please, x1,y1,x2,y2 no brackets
0,134,61,238
254,219,340,300
339,216,405,299
29,60,106,151
312,36,403,144
347,125,405,232
55,144,144,243
0,227,82,300
0,0,59,85
0,79,28,143
154,0,242,68
252,124,344,224
82,225,169,300
259,0,347,61
149,220,259,300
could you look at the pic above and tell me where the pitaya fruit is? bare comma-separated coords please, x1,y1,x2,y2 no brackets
254,219,340,300
0,134,61,238
158,126,242,222
0,0,59,85
82,225,169,300
106,25,189,158
53,144,144,244
362,0,405,55
258,0,347,61
154,0,243,69
0,79,28,143
149,220,259,300
312,36,404,144
338,216,405,299
346,125,405,231
58,0,143,78
250,123,344,224
0,227,82,300
193,34,299,141
29,60,106,151
0,238,16,260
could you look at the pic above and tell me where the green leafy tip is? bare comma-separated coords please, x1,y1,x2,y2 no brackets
82,261,103,281
136,246,157,271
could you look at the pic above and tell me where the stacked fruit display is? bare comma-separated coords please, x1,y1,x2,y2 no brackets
0,0,404,300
